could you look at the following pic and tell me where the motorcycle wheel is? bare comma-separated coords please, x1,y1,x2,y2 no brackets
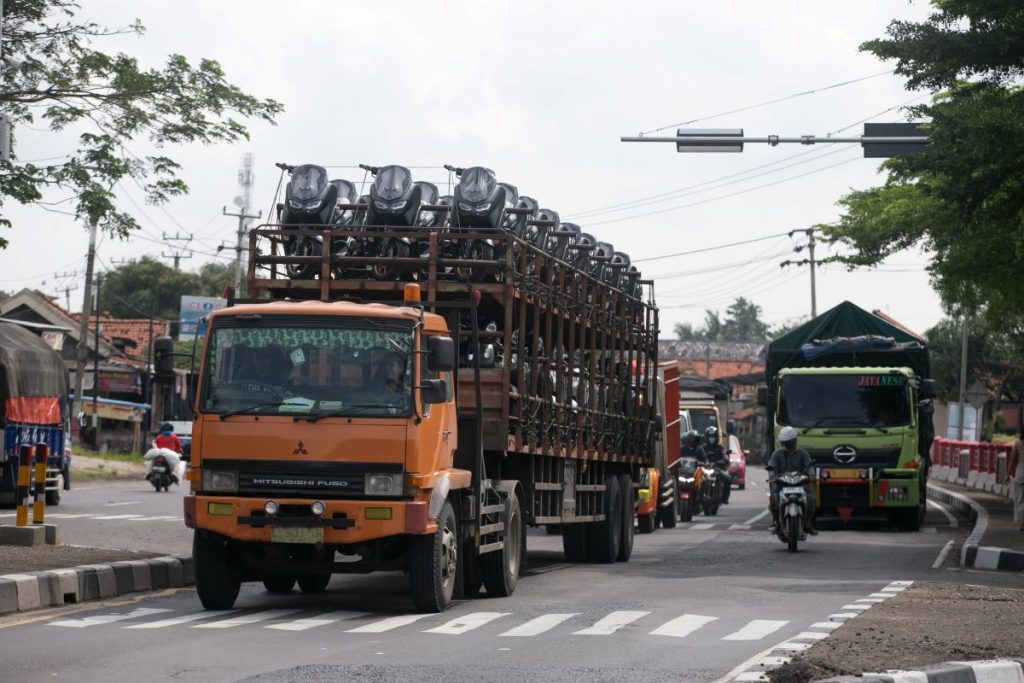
787,516,800,553
371,240,410,280
285,236,321,280
455,241,494,283
679,497,692,523
151,478,161,492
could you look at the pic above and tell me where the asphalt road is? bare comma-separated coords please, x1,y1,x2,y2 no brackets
0,470,997,683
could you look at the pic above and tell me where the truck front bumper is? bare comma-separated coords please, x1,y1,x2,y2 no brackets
817,468,921,509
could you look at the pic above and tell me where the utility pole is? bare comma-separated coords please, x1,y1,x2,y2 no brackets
73,219,98,438
161,232,193,270
54,270,79,311
957,310,970,440
780,227,820,318
225,152,259,297
224,206,261,295
92,271,102,448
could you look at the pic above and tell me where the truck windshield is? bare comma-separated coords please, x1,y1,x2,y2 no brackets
687,408,718,434
778,374,911,429
200,325,414,418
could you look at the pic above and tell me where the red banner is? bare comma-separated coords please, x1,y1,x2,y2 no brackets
5,397,61,425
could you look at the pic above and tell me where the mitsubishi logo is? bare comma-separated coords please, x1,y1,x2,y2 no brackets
293,441,308,456
833,446,857,464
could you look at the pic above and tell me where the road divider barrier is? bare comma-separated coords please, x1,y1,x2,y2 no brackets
929,438,1011,497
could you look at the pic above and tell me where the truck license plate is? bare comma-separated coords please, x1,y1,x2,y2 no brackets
270,527,323,544
829,468,861,478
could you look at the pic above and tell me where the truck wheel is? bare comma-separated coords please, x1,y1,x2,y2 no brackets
896,505,923,531
194,530,241,610
263,574,296,594
585,475,622,564
545,524,562,535
409,500,457,613
45,475,63,506
456,538,483,599
562,523,588,563
659,488,678,529
482,493,522,597
297,574,331,594
738,482,746,490
637,513,655,534
616,473,635,562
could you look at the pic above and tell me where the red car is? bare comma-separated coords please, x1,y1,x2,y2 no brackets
727,434,747,490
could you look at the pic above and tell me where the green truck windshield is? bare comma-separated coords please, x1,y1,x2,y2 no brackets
778,374,911,429
201,326,413,418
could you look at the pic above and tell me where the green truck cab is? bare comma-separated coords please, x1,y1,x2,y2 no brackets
764,302,936,531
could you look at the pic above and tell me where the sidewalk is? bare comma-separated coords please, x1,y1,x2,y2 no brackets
928,480,1024,572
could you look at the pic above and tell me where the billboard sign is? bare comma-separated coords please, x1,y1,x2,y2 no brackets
179,296,226,341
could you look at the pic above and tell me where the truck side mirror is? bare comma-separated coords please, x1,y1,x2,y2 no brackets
919,379,937,400
726,419,737,436
154,336,175,377
426,336,455,372
653,413,664,432
420,379,447,404
756,386,768,406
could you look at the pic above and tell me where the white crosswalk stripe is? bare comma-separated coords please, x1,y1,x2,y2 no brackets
92,514,144,520
267,610,369,632
573,610,650,635
810,621,843,630
722,619,789,641
791,631,829,641
649,613,718,639
126,611,236,629
192,609,301,629
345,614,431,633
51,608,171,628
423,612,510,635
500,613,578,637
689,523,715,530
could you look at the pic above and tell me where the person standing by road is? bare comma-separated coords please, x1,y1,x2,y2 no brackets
1009,424,1024,530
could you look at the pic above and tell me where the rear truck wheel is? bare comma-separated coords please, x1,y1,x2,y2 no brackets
738,483,746,490
637,512,655,534
194,530,241,610
787,516,800,553
896,505,924,531
263,574,296,594
409,500,457,613
545,524,562,535
482,492,522,597
297,573,331,594
585,475,622,564
45,475,62,506
561,522,588,563
617,473,635,562
658,480,678,528
456,538,483,599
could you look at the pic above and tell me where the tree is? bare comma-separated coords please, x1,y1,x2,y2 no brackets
673,297,771,343
823,2,1024,318
926,312,1024,405
100,257,200,320
197,262,234,297
0,0,282,248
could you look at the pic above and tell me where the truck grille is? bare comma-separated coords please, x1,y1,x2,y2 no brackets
806,447,902,469
204,459,402,499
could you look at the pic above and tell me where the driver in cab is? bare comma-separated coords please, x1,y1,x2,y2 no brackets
373,352,409,401
239,346,291,395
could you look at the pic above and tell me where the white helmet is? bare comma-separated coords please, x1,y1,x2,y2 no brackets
779,426,798,444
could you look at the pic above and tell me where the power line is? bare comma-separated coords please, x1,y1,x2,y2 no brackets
634,230,790,264
780,228,822,317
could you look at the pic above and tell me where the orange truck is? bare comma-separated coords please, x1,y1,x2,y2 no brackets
636,363,682,532
184,207,659,613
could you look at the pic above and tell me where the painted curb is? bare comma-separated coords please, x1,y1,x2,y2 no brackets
0,554,194,615
927,482,987,568
816,658,1024,683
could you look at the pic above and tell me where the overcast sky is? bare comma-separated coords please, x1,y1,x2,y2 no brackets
2,0,943,336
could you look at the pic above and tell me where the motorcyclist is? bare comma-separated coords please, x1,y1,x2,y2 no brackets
766,426,817,535
680,429,707,462
154,422,182,454
703,425,732,504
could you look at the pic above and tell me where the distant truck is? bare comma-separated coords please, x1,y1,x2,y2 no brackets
0,321,71,506
762,301,936,530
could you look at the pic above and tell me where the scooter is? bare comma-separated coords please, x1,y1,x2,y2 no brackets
774,471,811,552
676,455,701,523
277,163,339,280
447,165,510,282
360,164,422,280
144,448,181,492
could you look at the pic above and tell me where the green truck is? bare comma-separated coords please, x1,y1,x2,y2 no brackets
763,301,936,530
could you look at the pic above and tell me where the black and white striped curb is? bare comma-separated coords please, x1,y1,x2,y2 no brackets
928,483,1024,571
718,580,913,682
0,555,194,615
818,659,1024,683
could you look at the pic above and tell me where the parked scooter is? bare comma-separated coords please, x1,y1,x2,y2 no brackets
447,165,509,282
360,164,422,279
774,470,812,552
278,163,339,280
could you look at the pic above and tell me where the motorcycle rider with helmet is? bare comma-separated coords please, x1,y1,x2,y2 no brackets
154,422,182,454
702,425,732,504
767,426,817,534
680,429,707,463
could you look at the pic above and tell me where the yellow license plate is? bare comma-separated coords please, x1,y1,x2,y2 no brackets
829,468,862,478
270,526,324,544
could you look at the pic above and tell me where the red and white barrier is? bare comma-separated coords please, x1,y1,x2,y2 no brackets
930,438,1011,497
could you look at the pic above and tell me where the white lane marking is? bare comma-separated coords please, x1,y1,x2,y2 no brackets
775,641,814,651
193,609,300,629
791,631,830,641
888,580,914,587
129,516,183,522
742,509,771,526
729,524,752,531
868,593,895,599
103,501,141,507
689,523,715,530
711,644,787,683
92,514,144,520
932,540,955,570
721,619,788,641
855,598,885,604
267,610,369,632
829,613,858,620
841,604,872,611
810,621,843,630
866,672,928,683
423,612,510,635
735,674,768,682
346,614,431,633
927,499,959,527
649,613,718,639
499,613,577,637
757,656,792,667
50,608,171,628
43,513,98,519
126,611,235,629
573,611,650,635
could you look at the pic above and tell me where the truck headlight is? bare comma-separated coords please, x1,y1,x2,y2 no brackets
202,469,238,493
365,473,403,496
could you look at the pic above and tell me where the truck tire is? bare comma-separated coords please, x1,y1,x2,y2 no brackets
408,500,457,613
659,479,678,528
616,473,635,562
297,573,331,594
457,539,483,599
637,512,655,534
262,574,296,594
45,475,62,506
896,505,924,531
585,475,622,564
482,493,522,597
562,523,587,563
194,530,241,610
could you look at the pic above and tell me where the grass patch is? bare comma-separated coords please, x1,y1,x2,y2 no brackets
72,447,143,465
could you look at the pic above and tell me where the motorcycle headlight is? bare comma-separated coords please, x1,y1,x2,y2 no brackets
365,473,404,497
678,476,695,483
459,201,492,213
375,199,407,211
289,199,322,211
202,469,238,493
